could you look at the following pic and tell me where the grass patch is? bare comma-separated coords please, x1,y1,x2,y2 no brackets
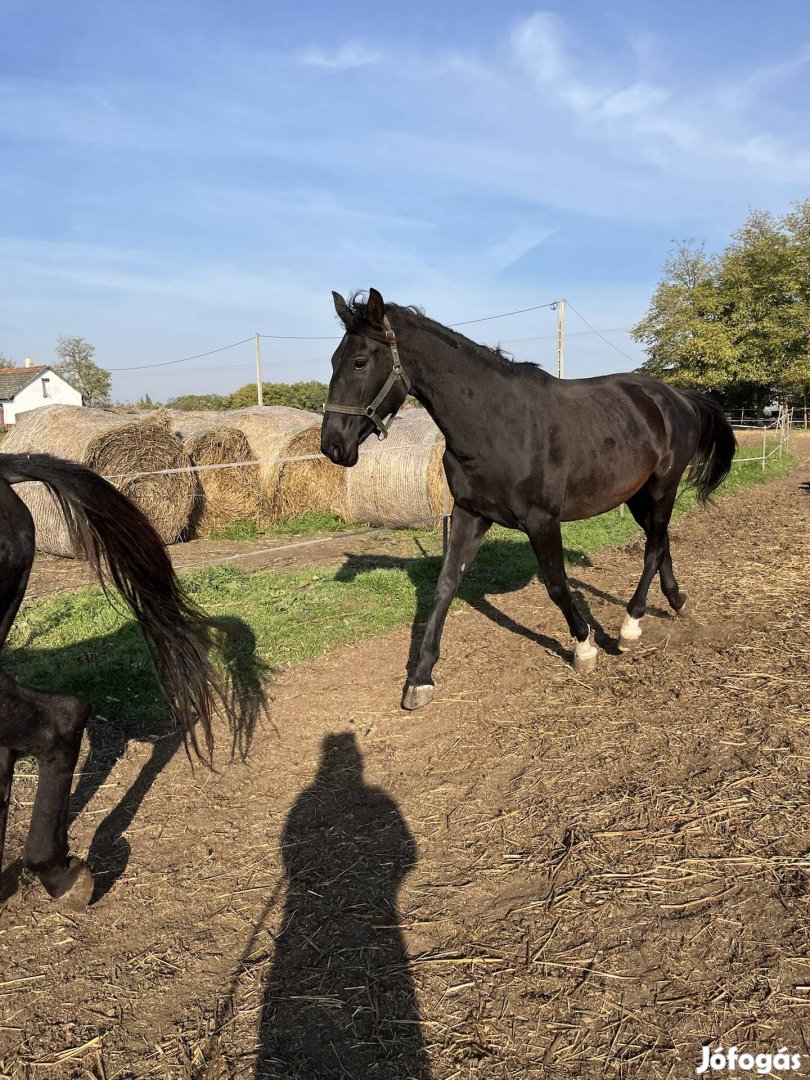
208,511,352,542
3,446,795,722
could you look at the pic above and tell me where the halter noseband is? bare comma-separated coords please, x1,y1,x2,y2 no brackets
323,316,412,439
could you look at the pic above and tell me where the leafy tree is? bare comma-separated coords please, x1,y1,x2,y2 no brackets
53,335,111,406
631,242,738,391
229,380,329,412
633,205,810,405
166,393,230,411
721,209,809,400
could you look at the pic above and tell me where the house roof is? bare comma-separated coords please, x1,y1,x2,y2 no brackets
0,366,51,401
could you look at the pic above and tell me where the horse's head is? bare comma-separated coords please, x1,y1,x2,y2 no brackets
321,287,411,467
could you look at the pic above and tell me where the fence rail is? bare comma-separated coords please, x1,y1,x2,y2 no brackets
728,405,792,470
726,405,809,429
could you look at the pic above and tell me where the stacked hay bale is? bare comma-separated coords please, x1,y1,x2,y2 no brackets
2,405,196,557
164,411,265,538
344,408,450,526
231,406,347,522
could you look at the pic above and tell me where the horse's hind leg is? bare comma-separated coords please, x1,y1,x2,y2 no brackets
620,482,679,651
0,482,35,885
659,535,687,614
0,747,18,883
1,676,94,909
526,511,597,674
403,505,490,709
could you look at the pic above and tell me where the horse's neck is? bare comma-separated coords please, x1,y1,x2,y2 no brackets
398,319,518,457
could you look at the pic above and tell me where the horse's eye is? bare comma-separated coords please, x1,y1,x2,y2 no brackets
354,358,367,370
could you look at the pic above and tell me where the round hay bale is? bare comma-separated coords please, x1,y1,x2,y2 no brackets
230,406,347,523
3,405,195,557
344,409,451,526
163,411,265,538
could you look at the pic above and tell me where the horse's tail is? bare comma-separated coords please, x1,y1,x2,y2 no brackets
0,452,229,761
679,390,738,503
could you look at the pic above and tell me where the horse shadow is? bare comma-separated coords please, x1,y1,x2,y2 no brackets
334,531,627,672
1,616,267,904
254,731,431,1079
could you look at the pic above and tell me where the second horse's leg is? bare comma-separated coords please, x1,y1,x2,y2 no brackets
402,505,490,709
0,747,18,884
1,676,94,909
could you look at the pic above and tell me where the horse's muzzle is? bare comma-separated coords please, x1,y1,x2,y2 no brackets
321,437,358,468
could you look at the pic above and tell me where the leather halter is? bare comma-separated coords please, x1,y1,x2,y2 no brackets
323,316,412,439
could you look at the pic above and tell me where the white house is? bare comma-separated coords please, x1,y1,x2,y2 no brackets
0,361,83,426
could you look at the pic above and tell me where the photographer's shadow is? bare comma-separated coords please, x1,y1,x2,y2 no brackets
256,732,430,1079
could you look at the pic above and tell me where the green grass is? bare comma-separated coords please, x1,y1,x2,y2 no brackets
2,444,795,722
208,511,351,542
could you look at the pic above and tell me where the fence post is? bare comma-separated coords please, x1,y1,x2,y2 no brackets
762,421,767,471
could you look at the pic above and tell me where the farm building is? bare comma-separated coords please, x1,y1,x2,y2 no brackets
0,361,82,427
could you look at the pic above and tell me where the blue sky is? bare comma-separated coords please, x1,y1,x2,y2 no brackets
1,0,808,401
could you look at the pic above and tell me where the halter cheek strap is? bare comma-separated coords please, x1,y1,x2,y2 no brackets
323,316,412,439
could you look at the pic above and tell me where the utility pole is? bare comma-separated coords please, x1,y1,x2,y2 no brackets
556,299,565,379
255,332,264,406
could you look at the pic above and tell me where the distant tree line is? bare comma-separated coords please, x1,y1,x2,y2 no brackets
164,381,329,413
632,201,810,408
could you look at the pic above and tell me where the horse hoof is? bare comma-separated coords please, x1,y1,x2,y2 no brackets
618,614,642,652
402,684,434,710
45,857,94,911
674,595,688,617
572,634,598,675
573,651,598,675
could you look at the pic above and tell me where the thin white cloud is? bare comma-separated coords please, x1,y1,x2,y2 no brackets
298,41,382,70
508,10,810,180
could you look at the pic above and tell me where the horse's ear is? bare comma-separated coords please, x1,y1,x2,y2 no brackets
366,287,386,328
332,291,349,325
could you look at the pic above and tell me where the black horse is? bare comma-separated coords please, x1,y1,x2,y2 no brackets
0,453,236,909
322,288,737,709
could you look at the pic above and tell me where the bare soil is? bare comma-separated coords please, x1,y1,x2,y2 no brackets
0,441,808,1079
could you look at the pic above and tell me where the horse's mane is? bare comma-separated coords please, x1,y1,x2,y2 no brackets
339,293,544,374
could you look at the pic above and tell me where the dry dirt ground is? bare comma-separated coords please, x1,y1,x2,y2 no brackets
0,440,808,1079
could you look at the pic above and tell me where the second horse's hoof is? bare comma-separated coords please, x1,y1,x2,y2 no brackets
42,857,95,911
402,684,435,710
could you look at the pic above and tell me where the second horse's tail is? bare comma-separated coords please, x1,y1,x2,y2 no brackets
679,390,738,503
0,452,230,760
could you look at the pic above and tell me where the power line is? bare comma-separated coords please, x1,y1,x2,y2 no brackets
115,362,257,379
564,303,639,365
256,300,559,340
497,327,632,345
260,333,339,341
107,337,254,372
106,302,632,379
449,301,557,327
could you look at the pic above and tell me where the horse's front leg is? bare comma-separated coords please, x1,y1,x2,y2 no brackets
402,505,490,709
8,682,94,909
525,511,597,674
